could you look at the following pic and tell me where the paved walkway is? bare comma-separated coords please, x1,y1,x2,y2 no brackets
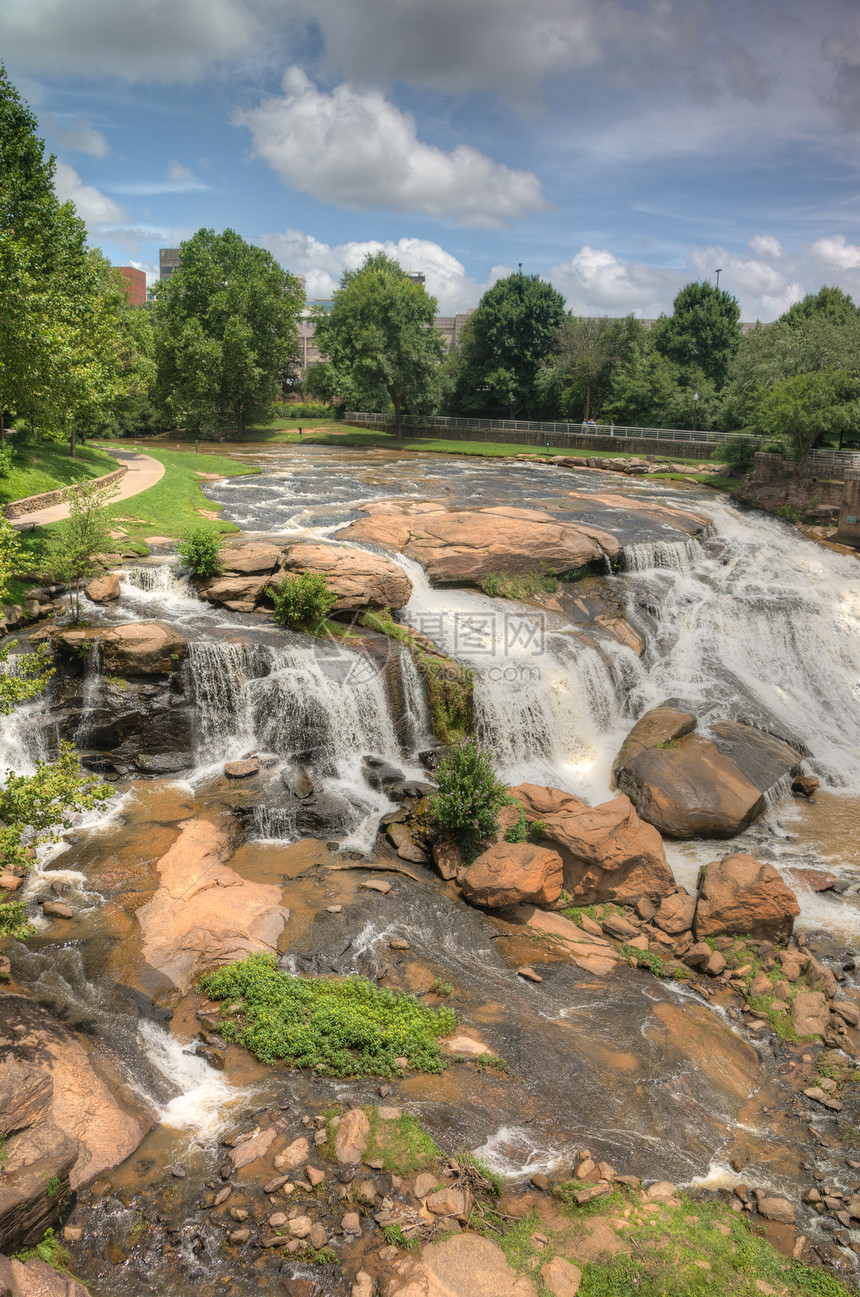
11,447,165,530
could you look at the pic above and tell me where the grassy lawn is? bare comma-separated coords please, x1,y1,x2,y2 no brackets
0,443,118,506
14,443,259,573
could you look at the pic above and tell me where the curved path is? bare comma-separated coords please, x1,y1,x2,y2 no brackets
11,447,165,530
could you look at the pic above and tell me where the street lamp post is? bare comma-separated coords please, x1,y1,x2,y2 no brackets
693,391,700,433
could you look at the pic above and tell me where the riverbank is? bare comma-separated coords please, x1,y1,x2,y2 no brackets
0,443,118,506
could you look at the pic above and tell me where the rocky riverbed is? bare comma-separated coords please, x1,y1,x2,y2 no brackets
2,445,860,1297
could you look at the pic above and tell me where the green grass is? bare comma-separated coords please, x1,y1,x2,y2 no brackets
0,443,117,506
13,1228,73,1277
196,951,458,1077
481,572,559,599
363,1109,441,1175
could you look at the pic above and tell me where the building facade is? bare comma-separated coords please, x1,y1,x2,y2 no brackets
117,266,147,307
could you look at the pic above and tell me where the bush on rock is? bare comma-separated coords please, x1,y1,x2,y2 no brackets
430,737,508,862
270,572,337,630
177,526,223,579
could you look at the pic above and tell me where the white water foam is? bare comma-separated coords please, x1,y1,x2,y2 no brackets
137,1020,250,1141
470,1125,568,1180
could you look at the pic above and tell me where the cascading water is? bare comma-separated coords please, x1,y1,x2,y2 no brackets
622,534,704,572
397,643,433,753
121,563,190,598
74,637,102,747
185,639,268,762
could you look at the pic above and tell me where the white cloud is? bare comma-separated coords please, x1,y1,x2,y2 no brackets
749,234,783,258
53,161,126,226
258,228,496,314
236,69,547,228
549,246,684,319
55,121,109,158
110,163,207,196
811,234,860,270
168,161,194,183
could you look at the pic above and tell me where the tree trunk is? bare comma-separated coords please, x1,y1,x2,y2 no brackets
69,425,77,458
0,408,5,443
236,405,245,439
585,384,591,422
391,390,403,442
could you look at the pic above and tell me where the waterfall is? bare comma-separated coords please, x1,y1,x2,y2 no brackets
120,563,189,597
398,644,432,753
185,640,268,762
74,638,102,747
622,535,702,572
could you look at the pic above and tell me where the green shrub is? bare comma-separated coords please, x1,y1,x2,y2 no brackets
270,572,337,630
430,736,508,861
197,952,458,1076
176,526,223,578
480,571,558,600
504,806,546,845
719,436,757,476
0,899,34,939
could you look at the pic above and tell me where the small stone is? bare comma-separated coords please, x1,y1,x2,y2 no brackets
541,1255,583,1296
229,1208,249,1223
274,1136,311,1171
0,874,22,891
214,1186,233,1206
804,1086,843,1111
342,1211,362,1234
390,938,410,950
227,1229,251,1245
414,1171,440,1199
307,1165,326,1186
63,1226,83,1243
326,904,343,914
263,1176,289,1194
377,1106,402,1120
355,1179,377,1204
288,1215,313,1238
352,1272,374,1297
646,1182,678,1201
360,878,392,894
314,1128,327,1145
224,758,259,778
41,900,73,919
171,1165,188,1179
758,1197,795,1224
531,1172,550,1191
517,966,543,982
395,1056,408,1069
309,1222,327,1249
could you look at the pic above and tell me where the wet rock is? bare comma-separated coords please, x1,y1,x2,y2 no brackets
387,823,430,864
136,819,289,994
40,901,73,920
360,878,392,895
460,843,563,908
218,541,282,575
306,1165,326,1187
283,766,314,798
341,1211,361,1234
386,1232,539,1296
792,775,820,798
694,853,800,943
224,759,259,779
84,572,120,603
0,1062,53,1143
309,1221,328,1249
807,956,838,999
517,966,542,982
229,1127,277,1171
758,1198,795,1224
508,783,675,905
273,1136,310,1172
194,1045,225,1071
611,706,697,784
227,1228,251,1244
97,622,186,676
199,575,270,611
280,541,413,610
0,1121,78,1254
334,1109,370,1164
832,1000,860,1027
432,838,463,881
390,938,411,950
804,1087,843,1112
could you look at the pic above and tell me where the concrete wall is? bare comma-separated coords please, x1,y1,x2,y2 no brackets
836,472,860,546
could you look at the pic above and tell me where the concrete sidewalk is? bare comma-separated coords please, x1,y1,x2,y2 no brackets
11,448,165,530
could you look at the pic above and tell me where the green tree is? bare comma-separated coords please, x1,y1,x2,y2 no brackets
449,272,566,419
755,370,860,462
781,285,860,328
313,253,445,440
0,514,53,712
47,477,120,622
154,228,304,437
651,281,741,389
535,315,647,421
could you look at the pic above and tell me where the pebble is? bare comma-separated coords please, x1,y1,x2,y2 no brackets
229,1208,249,1223
263,1176,289,1194
342,1211,362,1234
268,1212,288,1227
288,1215,313,1238
307,1166,326,1187
213,1186,233,1206
326,905,343,914
41,901,73,919
361,879,392,894
227,1228,251,1245
390,938,410,950
0,874,22,891
517,966,542,982
171,1165,187,1179
309,1222,327,1249
63,1227,83,1243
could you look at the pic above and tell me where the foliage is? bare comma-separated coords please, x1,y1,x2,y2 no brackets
0,899,34,940
0,443,117,506
651,280,741,388
535,315,648,422
382,1224,421,1251
313,252,446,439
13,1228,70,1274
481,571,558,600
46,477,120,621
154,227,304,436
504,807,546,845
270,572,337,630
196,951,458,1075
719,435,757,476
176,525,223,578
364,1108,442,1174
755,369,860,461
781,285,860,328
271,401,332,419
418,655,473,746
448,271,566,419
0,741,110,871
620,944,666,977
430,736,509,858
429,978,454,997
0,514,54,713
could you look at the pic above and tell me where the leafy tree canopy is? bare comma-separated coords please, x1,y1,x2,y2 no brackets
651,280,741,388
154,227,304,435
313,252,445,439
535,314,648,422
780,285,860,328
449,271,566,419
754,369,860,461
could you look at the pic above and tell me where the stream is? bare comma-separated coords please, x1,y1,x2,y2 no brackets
4,444,860,1295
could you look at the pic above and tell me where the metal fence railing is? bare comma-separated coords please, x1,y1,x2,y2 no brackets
808,448,860,474
343,412,745,446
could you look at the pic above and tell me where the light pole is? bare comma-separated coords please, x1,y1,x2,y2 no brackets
715,268,722,289
693,391,700,433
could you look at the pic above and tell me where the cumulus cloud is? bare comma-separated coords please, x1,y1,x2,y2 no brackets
235,69,547,228
258,228,498,314
749,234,783,258
53,161,126,226
548,246,684,319
811,234,860,270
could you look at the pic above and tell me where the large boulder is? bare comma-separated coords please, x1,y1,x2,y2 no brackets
611,705,697,784
0,1255,91,1297
99,622,185,676
219,541,282,575
508,784,675,905
694,853,800,943
460,843,563,908
84,572,120,603
338,503,604,585
387,1232,538,1297
0,1122,78,1253
280,542,412,611
614,719,804,839
199,575,270,612
135,818,290,994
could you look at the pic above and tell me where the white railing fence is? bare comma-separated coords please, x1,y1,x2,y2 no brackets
343,411,748,446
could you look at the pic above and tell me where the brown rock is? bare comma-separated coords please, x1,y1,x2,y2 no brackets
833,1000,860,1027
748,971,773,998
228,1228,251,1244
288,1214,312,1238
541,1256,583,1296
788,868,837,893
806,956,838,999
0,1256,90,1297
601,913,639,941
792,775,819,798
653,890,696,935
0,1120,79,1254
84,573,120,603
100,622,185,676
224,759,259,779
41,902,73,920
219,541,282,575
694,853,800,943
517,966,542,982
306,1164,326,1186
0,1062,53,1138
460,843,563,908
433,839,463,881
384,1231,535,1295
199,575,269,611
426,1185,471,1218
0,874,22,891
758,1198,795,1225
792,992,829,1039
360,878,392,894
387,823,430,864
309,1222,327,1249
508,784,675,905
273,1136,310,1172
229,1127,277,1171
341,1211,361,1234
334,1108,370,1165
135,819,289,994
611,706,697,784
280,542,412,610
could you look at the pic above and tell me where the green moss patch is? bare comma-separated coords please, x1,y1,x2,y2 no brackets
197,952,458,1077
364,1109,442,1175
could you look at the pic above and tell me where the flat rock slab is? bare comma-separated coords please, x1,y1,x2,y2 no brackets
388,1232,538,1296
280,542,412,610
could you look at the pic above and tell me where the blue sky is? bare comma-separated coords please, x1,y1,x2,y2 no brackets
3,0,859,320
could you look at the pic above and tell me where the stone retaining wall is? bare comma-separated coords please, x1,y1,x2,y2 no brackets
3,464,126,520
342,420,719,461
